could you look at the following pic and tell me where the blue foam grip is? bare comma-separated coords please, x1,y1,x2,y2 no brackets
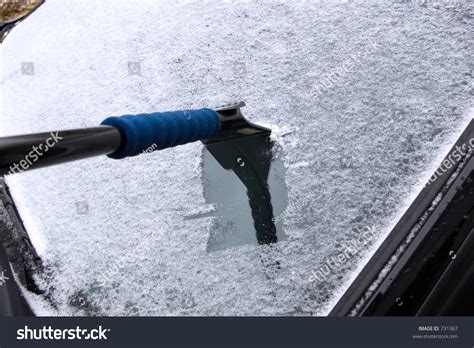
101,108,220,159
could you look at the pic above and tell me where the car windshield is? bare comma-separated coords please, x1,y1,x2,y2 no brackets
1,0,472,315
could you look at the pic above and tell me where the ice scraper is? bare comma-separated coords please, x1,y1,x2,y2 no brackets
0,102,281,247
0,102,269,175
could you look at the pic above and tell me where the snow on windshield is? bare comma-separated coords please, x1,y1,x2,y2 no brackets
1,0,472,315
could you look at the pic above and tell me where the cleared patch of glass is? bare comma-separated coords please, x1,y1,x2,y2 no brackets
201,134,288,252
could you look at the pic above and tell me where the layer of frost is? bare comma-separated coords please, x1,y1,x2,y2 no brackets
0,0,473,315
